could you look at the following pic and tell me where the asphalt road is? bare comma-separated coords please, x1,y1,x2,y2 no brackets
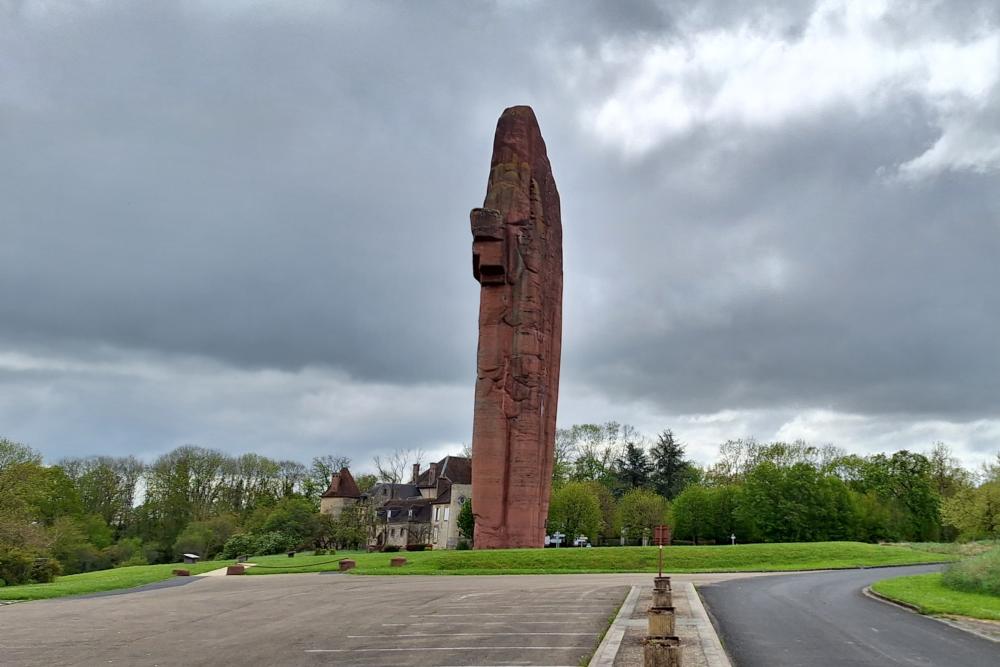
1,573,649,667
699,564,998,667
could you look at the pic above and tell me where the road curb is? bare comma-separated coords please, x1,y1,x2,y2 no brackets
863,585,1000,644
862,585,923,612
588,585,639,667
688,583,734,667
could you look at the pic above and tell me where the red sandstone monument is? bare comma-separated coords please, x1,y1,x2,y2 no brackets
469,106,563,549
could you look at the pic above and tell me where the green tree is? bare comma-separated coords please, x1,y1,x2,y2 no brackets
942,481,1000,541
670,485,714,544
548,482,603,543
60,456,144,534
457,499,474,541
615,442,652,493
649,430,698,500
617,488,668,541
260,497,320,545
173,514,239,559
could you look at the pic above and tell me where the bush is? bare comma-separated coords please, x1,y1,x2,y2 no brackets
383,545,400,552
253,531,297,555
30,557,61,583
221,533,258,559
314,548,328,556
405,544,428,552
942,548,1000,596
0,546,34,586
456,539,471,550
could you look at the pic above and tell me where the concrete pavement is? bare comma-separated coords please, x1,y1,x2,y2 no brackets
0,572,760,667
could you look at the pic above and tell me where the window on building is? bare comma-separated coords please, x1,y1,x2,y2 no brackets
443,507,450,521
408,508,414,519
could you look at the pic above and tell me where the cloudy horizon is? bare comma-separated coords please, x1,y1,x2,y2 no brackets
3,0,1000,471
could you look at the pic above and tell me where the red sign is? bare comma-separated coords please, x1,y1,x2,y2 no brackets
653,525,671,546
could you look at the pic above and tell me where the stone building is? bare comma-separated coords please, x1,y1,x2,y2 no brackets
318,467,361,519
318,455,471,550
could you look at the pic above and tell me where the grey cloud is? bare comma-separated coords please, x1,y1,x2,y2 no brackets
1,1,999,465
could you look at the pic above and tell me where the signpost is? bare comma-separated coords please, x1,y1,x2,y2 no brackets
653,525,671,577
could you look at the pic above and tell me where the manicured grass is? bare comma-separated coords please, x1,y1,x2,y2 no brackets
891,541,996,558
0,560,231,601
871,573,1000,621
246,542,953,576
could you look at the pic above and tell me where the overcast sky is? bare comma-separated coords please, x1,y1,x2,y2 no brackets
3,0,1000,471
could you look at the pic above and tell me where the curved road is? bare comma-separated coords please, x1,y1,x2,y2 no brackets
699,564,997,666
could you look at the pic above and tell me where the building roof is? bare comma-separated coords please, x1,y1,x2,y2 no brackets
320,467,362,499
366,482,420,501
440,455,472,485
382,497,433,523
416,455,472,487
431,486,452,505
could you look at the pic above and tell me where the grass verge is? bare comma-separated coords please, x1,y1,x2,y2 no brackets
246,542,953,576
871,573,1000,622
0,561,231,601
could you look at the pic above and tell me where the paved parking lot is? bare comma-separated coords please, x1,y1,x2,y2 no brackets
1,573,639,667
302,584,627,666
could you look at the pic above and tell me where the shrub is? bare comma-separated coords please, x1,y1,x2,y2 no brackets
30,557,61,583
221,533,258,559
405,544,427,552
383,545,400,552
942,548,1000,596
314,548,328,556
254,531,297,555
0,546,34,586
456,539,471,550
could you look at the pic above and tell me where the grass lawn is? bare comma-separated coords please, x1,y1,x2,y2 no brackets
246,542,953,576
871,573,1000,622
0,560,231,602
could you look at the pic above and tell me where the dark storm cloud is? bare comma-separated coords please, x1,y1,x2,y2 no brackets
2,0,999,464
567,101,1000,418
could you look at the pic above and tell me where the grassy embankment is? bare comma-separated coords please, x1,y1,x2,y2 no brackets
246,541,952,575
871,546,1000,622
0,542,954,601
871,573,1000,621
0,560,231,602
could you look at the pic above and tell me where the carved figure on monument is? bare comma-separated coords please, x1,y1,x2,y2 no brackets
469,105,563,549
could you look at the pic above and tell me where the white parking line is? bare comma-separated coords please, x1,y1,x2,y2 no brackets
417,612,601,617
304,646,584,653
444,604,608,609
347,632,598,638
384,621,594,626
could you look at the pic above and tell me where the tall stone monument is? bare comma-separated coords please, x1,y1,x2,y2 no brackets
469,106,562,549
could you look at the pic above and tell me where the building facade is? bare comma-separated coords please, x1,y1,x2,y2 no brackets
319,455,472,550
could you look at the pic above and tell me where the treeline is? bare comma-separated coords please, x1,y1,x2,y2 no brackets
0,439,378,586
546,423,1000,546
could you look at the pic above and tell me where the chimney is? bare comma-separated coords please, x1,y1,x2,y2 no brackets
429,462,439,485
411,463,420,484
